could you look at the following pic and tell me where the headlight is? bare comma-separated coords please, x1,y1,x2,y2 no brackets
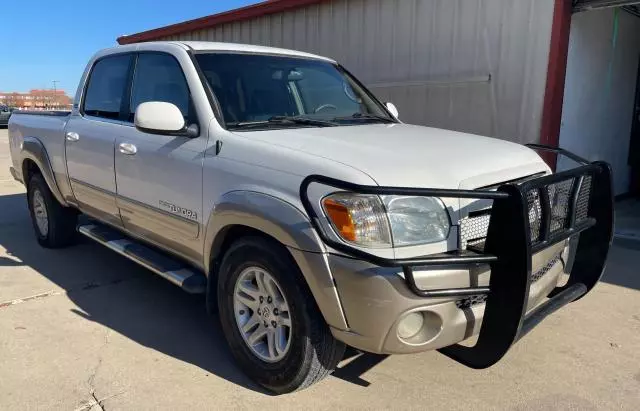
382,195,450,246
321,193,450,248
322,193,392,248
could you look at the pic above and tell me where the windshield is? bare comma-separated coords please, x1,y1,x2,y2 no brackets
194,53,395,129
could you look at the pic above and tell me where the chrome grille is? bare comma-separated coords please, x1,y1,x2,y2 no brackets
547,179,575,234
460,174,593,250
525,176,592,245
459,212,490,250
527,190,543,242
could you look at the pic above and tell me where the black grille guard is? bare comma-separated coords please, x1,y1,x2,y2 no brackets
299,144,614,369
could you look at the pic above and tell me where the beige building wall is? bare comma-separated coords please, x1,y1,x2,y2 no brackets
160,0,555,145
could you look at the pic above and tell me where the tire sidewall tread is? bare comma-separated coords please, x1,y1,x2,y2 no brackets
27,174,76,248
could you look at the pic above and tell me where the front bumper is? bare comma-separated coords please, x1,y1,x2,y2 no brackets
328,242,567,355
301,145,613,368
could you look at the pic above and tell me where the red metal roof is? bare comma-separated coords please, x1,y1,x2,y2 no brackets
117,0,326,45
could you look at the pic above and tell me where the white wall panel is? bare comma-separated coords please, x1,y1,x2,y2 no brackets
559,9,640,194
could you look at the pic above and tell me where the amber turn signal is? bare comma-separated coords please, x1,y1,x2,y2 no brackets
322,198,357,241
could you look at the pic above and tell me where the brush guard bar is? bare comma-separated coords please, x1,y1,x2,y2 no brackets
299,144,614,369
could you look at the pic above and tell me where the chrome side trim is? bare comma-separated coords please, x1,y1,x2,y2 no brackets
69,178,200,240
118,194,199,226
117,195,200,239
69,178,122,226
69,177,115,196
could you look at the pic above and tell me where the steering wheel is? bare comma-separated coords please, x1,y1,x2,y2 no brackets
314,104,338,113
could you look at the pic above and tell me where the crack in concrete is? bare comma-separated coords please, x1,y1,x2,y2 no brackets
87,329,110,391
83,329,111,411
74,390,127,411
0,278,130,310
90,392,105,411
0,289,64,309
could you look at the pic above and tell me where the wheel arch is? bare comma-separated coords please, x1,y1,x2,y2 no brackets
204,191,326,274
20,137,68,206
204,191,349,330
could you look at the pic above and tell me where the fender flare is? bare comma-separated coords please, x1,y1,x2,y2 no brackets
21,137,68,206
204,191,326,270
204,190,349,330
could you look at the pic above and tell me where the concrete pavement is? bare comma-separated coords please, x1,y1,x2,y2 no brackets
0,128,639,410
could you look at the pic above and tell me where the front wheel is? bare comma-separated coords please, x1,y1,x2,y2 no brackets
217,237,345,394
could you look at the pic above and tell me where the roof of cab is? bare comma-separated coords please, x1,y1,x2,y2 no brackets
177,41,334,62
92,41,335,65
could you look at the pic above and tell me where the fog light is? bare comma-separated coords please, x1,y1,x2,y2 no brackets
397,312,424,340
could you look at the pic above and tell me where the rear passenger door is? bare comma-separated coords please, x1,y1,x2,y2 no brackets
65,53,133,227
115,52,207,265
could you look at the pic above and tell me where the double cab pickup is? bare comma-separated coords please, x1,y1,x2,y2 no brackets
8,41,613,393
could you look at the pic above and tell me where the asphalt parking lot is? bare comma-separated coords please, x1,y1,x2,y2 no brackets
0,127,639,410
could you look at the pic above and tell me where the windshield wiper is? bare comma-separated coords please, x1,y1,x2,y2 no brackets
333,113,395,123
268,115,338,127
229,116,337,129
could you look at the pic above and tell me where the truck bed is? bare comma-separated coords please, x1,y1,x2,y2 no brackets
8,110,72,188
11,110,71,117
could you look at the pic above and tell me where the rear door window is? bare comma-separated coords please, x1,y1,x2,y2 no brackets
83,54,132,120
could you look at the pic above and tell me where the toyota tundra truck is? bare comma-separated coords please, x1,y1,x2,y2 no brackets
8,41,614,394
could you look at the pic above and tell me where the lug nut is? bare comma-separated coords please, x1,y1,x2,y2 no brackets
273,308,279,316
271,321,277,328
267,296,272,303
264,321,268,327
239,310,245,315
257,308,261,315
259,296,264,303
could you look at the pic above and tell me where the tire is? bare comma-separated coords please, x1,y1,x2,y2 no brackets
27,173,77,248
217,237,345,394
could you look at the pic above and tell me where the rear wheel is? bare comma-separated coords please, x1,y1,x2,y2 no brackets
27,173,77,248
217,237,345,394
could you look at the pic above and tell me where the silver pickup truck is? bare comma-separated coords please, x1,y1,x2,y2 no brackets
8,41,614,394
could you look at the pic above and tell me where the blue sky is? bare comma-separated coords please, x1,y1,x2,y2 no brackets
0,0,257,95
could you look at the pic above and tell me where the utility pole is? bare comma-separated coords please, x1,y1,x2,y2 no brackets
52,80,60,109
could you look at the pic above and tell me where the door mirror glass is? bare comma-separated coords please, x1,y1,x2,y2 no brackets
134,101,185,133
385,102,399,119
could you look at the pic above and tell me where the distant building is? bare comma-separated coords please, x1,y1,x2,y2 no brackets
0,89,72,110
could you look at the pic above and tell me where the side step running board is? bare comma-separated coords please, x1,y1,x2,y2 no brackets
78,223,206,294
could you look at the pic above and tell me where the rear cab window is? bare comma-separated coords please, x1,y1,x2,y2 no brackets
82,54,132,120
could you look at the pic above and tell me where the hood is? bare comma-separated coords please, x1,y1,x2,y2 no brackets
234,123,549,189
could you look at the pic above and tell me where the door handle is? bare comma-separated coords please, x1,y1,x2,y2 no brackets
65,132,80,142
118,143,137,156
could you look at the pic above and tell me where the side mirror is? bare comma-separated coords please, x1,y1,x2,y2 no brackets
385,102,399,119
135,101,197,137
